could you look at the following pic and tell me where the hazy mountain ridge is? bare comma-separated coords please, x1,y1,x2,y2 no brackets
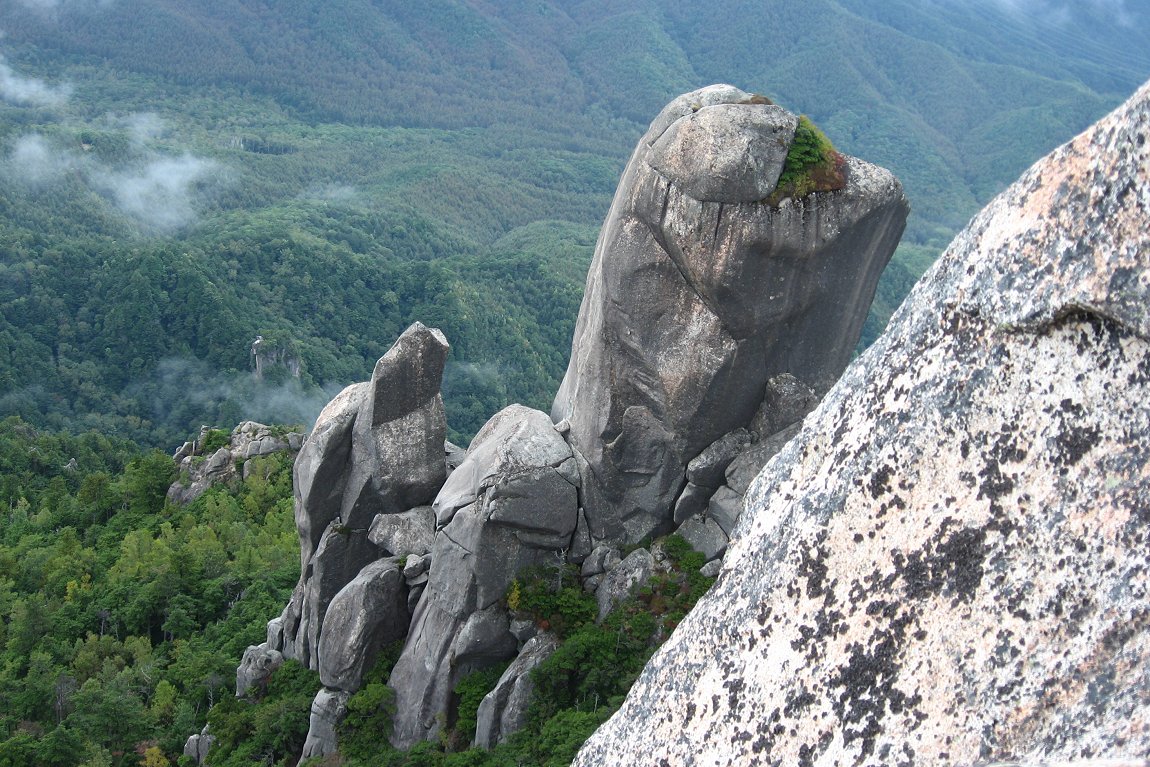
0,0,1146,447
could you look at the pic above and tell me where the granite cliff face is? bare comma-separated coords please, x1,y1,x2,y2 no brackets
236,85,910,761
573,81,1150,766
552,84,908,545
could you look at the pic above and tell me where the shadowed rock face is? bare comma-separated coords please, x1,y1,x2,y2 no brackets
277,322,449,670
388,405,578,748
552,84,909,545
573,81,1150,766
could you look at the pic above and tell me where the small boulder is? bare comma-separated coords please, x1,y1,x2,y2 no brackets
298,688,350,763
236,643,283,698
596,548,654,623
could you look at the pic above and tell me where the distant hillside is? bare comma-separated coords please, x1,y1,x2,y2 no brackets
0,0,1146,446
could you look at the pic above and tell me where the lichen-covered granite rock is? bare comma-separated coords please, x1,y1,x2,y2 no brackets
574,81,1150,767
552,84,908,545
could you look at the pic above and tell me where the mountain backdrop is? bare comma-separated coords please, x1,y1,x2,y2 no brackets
1,0,1148,447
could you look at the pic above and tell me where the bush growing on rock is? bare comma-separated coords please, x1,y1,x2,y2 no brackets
768,115,846,203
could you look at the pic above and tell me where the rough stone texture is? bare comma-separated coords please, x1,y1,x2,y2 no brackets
389,406,579,748
317,557,409,693
368,506,436,557
298,687,350,763
676,515,728,561
596,548,654,622
705,421,804,536
749,372,818,440
574,81,1150,767
235,643,283,698
686,428,752,488
389,602,517,749
167,420,303,505
293,383,367,567
340,324,450,529
552,84,908,544
474,633,561,749
182,725,213,765
278,323,449,670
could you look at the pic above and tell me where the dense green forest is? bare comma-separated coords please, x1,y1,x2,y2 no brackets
1,0,1147,446
0,417,714,765
1,1,1149,763
0,417,299,765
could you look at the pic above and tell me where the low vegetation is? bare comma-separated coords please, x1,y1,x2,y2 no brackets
768,115,847,204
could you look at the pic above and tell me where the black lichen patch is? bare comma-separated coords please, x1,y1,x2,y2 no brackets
1054,420,1102,467
894,521,988,604
977,425,1026,502
868,464,895,499
828,610,920,759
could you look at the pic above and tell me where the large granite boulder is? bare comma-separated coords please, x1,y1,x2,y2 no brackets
389,405,579,748
317,557,409,693
552,84,908,544
276,323,450,669
573,81,1150,766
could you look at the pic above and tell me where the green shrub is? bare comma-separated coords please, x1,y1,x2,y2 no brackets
201,428,232,454
505,563,596,638
450,662,510,750
769,115,846,204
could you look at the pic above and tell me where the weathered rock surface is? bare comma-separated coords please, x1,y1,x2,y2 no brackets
317,557,408,693
276,323,449,670
389,405,579,747
596,548,654,622
298,687,349,763
167,421,303,505
182,725,213,765
574,81,1150,766
552,84,908,544
474,633,561,749
368,506,436,557
235,643,283,698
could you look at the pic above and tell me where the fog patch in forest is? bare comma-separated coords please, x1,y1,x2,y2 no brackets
93,154,223,234
147,357,345,437
0,55,71,106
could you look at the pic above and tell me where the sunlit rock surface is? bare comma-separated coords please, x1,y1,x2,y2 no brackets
574,80,1150,767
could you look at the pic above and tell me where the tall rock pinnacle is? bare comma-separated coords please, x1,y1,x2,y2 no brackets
552,84,909,544
573,80,1150,766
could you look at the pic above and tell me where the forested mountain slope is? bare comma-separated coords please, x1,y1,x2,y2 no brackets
0,0,1147,446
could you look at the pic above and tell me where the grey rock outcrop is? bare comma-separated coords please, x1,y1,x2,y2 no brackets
236,643,283,698
474,633,561,749
276,322,449,670
368,506,436,557
595,548,654,623
182,725,213,765
317,557,408,693
389,405,579,748
574,81,1150,766
167,421,303,505
552,84,908,544
298,687,349,763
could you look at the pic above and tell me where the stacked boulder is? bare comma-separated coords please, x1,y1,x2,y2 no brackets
243,322,453,761
242,84,909,760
